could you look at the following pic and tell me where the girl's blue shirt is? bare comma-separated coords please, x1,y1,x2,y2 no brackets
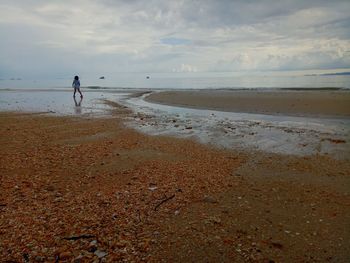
72,79,80,88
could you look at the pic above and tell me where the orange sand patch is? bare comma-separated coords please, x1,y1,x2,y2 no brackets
0,112,349,262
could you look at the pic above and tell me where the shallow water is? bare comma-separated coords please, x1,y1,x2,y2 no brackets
121,94,350,158
0,90,129,116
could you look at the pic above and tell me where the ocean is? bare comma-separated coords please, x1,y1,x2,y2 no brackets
1,72,350,90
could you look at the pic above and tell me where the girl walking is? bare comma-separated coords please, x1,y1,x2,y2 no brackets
72,75,83,98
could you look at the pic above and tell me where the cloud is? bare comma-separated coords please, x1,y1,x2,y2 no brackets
161,37,191,46
0,0,349,77
172,64,198,73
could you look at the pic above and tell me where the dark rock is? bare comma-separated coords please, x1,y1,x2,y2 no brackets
271,241,283,249
23,253,30,263
88,240,97,252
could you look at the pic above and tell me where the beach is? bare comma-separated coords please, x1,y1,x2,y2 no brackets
2,0,350,260
1,89,350,262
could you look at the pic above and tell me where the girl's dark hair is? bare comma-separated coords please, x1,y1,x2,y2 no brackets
74,75,79,80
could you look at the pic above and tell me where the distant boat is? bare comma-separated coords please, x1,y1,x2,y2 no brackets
99,76,105,79
146,76,150,79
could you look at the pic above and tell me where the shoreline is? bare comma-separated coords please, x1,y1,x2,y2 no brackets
2,87,350,118
1,86,348,92
1,89,349,159
145,89,350,118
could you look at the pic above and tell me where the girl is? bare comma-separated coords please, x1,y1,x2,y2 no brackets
72,75,83,98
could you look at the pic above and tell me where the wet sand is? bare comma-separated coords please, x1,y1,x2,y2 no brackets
1,110,349,262
146,90,350,117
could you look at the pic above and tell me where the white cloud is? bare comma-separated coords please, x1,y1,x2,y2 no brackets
172,64,198,73
0,0,349,77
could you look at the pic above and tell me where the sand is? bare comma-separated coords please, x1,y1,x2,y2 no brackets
1,109,350,262
146,90,350,117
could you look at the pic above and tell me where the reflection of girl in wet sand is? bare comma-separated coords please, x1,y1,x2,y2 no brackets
72,75,83,98
73,96,82,114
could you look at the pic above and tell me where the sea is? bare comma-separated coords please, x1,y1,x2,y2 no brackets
1,72,350,90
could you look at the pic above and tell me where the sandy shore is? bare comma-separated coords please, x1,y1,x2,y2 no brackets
146,90,350,117
1,110,349,262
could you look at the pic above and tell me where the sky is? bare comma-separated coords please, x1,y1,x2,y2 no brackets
0,0,350,77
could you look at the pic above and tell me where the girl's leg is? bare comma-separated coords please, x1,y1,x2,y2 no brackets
78,88,83,98
73,88,77,97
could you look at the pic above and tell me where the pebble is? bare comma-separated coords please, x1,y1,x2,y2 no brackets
202,195,218,203
53,197,63,202
148,186,158,191
94,250,108,258
88,240,98,252
34,256,44,262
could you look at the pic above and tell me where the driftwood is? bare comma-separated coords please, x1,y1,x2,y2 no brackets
63,234,95,240
154,194,176,211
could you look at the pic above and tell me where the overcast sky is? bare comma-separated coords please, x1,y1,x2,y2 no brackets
1,0,350,77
